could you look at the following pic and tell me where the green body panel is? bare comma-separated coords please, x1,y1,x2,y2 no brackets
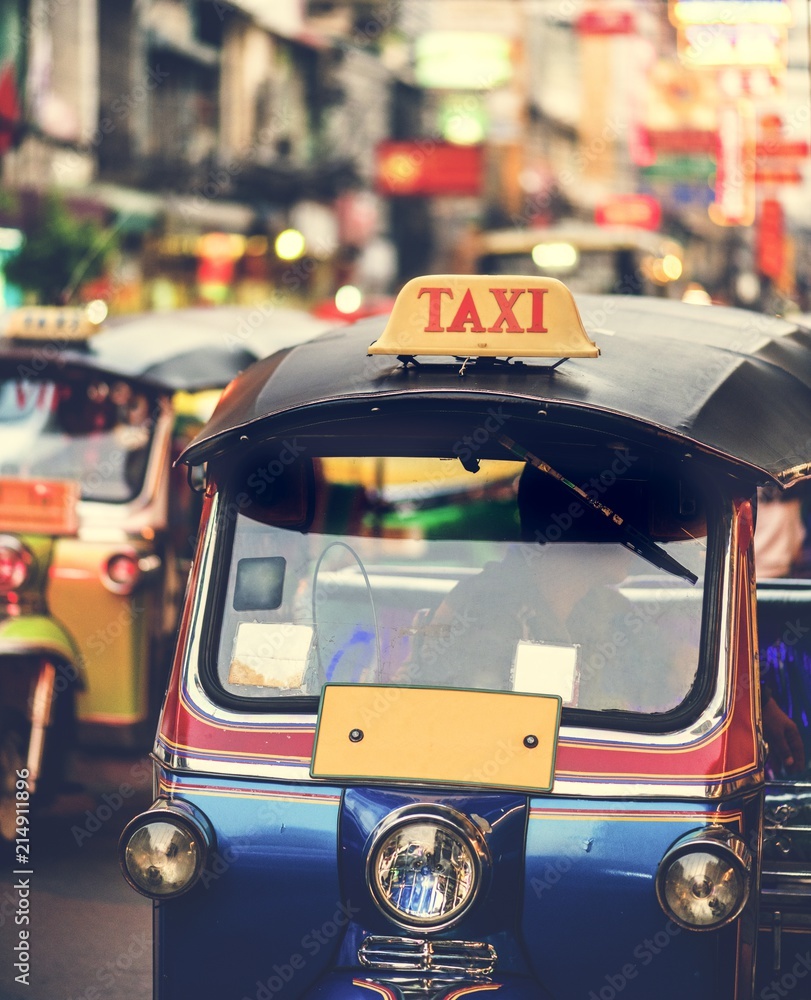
0,613,81,667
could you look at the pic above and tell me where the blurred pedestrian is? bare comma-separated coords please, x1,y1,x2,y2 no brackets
754,483,807,579
754,483,809,775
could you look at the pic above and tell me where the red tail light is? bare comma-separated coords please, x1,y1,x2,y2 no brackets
0,536,33,594
103,552,141,595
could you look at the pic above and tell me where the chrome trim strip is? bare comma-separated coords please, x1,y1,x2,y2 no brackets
548,773,762,800
762,871,811,885
151,752,762,802
358,936,496,977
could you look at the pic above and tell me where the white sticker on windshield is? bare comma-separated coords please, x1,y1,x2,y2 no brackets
228,622,314,690
512,641,579,704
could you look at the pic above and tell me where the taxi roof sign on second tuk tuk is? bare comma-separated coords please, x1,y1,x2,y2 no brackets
367,274,600,360
4,305,103,342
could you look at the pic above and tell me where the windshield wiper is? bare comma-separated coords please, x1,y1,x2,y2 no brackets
499,435,698,586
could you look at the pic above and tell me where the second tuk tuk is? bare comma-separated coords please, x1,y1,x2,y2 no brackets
476,221,685,297
120,276,811,999
0,303,329,840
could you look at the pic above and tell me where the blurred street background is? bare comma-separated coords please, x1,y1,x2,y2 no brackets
0,0,809,318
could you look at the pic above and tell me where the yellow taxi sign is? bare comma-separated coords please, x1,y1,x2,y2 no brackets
3,306,103,342
368,274,599,359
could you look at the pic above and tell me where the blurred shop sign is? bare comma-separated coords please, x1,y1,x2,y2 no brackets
670,1,790,71
576,9,635,34
414,32,512,89
677,23,787,70
756,198,784,280
756,140,810,158
641,155,715,181
639,59,717,171
643,61,717,135
595,195,661,230
710,102,755,226
753,113,808,186
755,166,802,184
0,64,20,154
0,0,24,157
669,1,791,26
375,142,484,197
647,129,716,154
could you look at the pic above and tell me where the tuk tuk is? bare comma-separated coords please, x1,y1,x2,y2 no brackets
119,276,811,999
0,302,329,841
476,221,685,297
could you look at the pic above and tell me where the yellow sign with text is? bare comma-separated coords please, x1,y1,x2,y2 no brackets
368,274,599,359
4,306,103,342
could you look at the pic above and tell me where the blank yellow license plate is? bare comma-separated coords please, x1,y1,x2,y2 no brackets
311,684,561,793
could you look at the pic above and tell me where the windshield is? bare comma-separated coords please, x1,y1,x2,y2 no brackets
0,377,157,502
210,456,711,720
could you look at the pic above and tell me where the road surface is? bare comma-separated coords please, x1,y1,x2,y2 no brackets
0,748,153,1000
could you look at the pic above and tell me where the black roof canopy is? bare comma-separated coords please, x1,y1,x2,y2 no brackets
180,294,811,489
0,305,330,393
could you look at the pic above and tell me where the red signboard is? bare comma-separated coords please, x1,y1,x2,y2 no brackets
755,167,803,185
376,142,484,197
595,194,662,230
576,9,635,34
756,198,784,280
752,113,808,185
646,128,716,155
756,140,810,159
0,64,21,154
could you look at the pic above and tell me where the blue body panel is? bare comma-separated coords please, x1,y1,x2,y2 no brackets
522,797,761,999
154,773,763,999
154,772,343,1000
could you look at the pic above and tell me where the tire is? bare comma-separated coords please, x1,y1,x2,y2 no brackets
36,676,75,800
0,709,28,843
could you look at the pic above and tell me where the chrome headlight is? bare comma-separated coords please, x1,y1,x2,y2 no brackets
119,800,213,899
0,535,33,594
367,806,489,931
656,826,752,931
